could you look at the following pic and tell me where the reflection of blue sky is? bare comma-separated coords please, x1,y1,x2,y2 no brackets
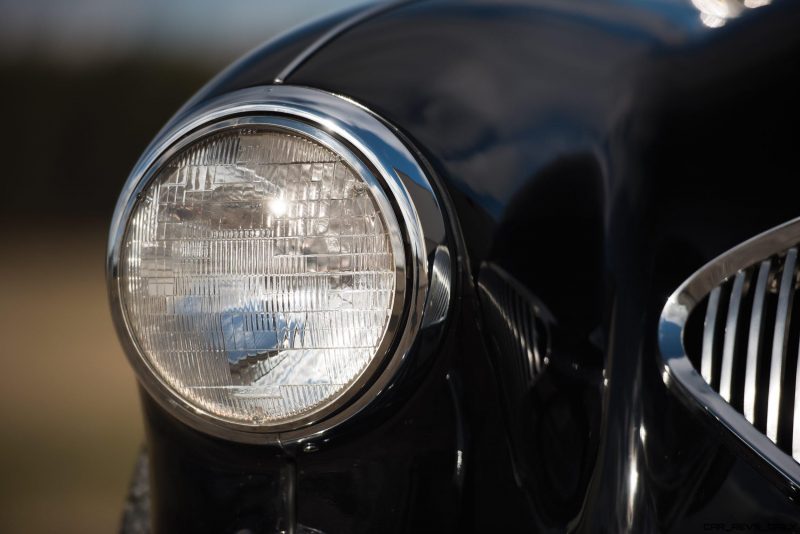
417,0,774,222
0,0,373,63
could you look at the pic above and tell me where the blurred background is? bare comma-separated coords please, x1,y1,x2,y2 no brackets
0,1,370,532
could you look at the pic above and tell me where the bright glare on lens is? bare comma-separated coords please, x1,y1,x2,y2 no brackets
119,128,399,426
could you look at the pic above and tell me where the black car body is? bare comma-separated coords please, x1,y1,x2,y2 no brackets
109,1,800,532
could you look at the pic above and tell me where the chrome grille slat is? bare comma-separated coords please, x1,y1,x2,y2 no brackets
767,247,797,443
720,270,747,402
702,286,722,385
744,259,771,424
793,349,800,460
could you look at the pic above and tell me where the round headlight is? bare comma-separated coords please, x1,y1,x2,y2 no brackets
120,124,403,427
108,87,446,441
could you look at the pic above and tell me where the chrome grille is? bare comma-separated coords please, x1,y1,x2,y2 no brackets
688,247,800,460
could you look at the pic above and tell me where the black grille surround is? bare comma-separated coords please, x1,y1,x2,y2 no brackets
659,218,800,492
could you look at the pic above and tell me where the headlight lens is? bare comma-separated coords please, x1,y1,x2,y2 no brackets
119,126,402,426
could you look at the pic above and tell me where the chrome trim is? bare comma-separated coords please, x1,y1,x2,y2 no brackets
720,270,746,401
794,346,800,461
744,259,770,424
701,286,722,385
108,85,447,444
767,248,797,442
658,216,800,490
421,245,451,328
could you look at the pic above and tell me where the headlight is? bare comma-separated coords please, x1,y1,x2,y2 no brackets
109,86,448,441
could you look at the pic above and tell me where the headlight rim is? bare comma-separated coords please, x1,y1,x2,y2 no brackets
108,86,441,444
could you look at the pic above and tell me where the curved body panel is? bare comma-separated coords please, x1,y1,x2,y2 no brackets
129,1,800,532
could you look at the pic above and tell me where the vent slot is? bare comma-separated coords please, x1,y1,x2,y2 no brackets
478,265,549,384
685,248,800,460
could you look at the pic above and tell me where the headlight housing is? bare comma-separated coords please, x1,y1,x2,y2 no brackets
108,86,449,442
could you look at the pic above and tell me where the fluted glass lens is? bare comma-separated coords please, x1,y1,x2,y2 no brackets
120,128,398,425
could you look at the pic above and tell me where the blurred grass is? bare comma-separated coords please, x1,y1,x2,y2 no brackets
0,225,143,533
0,56,215,532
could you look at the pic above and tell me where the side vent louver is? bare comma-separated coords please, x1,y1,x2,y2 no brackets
478,263,549,384
660,219,800,490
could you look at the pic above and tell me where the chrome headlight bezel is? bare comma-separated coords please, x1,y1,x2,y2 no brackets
107,86,448,444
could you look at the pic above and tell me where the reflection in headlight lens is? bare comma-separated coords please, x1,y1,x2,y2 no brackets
119,128,399,426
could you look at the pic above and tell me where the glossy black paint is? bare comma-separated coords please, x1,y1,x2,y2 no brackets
142,392,293,533
136,0,800,532
174,4,364,117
